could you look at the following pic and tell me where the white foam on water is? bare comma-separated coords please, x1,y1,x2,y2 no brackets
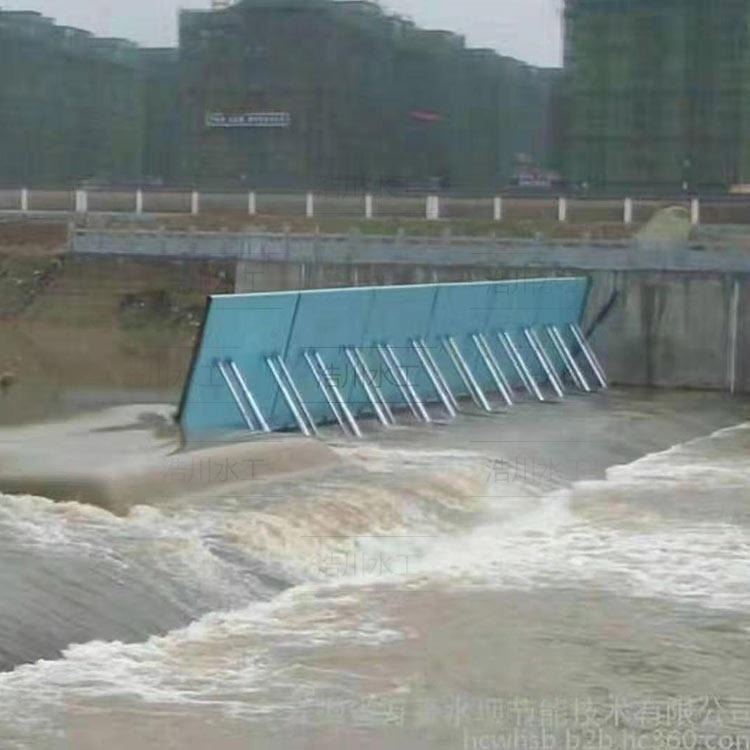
0,443,525,738
0,580,404,737
0,492,260,598
410,422,750,612
0,421,748,742
182,444,494,581
605,421,750,488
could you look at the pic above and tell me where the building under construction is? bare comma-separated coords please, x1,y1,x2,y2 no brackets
0,0,559,191
7,0,750,193
179,0,559,191
564,0,750,192
0,9,145,186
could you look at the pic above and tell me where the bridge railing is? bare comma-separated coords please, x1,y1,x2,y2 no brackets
0,187,745,226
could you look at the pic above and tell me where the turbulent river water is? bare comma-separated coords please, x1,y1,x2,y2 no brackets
0,388,749,750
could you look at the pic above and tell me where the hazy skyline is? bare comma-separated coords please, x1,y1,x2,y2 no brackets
1,0,563,67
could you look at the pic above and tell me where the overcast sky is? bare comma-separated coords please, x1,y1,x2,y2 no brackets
1,0,563,66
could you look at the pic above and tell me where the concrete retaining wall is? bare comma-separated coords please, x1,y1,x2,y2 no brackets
583,271,748,394
71,230,750,394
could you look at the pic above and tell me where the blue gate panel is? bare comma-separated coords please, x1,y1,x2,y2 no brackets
178,277,592,439
180,291,299,437
279,286,376,427
425,281,498,394
360,284,438,412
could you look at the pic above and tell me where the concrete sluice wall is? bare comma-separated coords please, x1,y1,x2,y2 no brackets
65,231,750,395
584,271,748,393
228,261,749,394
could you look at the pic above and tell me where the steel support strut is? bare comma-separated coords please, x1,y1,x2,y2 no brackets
499,331,544,402
314,351,362,437
418,339,459,410
377,344,419,419
216,358,256,431
569,323,608,389
548,326,590,392
267,357,311,436
274,356,319,434
524,328,564,399
445,336,492,412
472,333,513,406
304,351,348,435
385,344,431,422
411,339,456,418
227,359,270,432
345,348,389,426
354,347,395,424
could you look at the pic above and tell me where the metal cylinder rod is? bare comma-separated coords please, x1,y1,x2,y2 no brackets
354,347,395,424
544,327,581,390
549,326,591,392
267,357,311,436
215,359,256,431
385,344,431,423
478,333,513,395
418,338,459,410
304,351,348,434
314,352,362,438
412,340,456,418
527,328,565,398
447,336,492,412
377,344,419,418
345,348,389,427
472,333,507,404
477,333,514,404
442,337,481,408
472,334,513,406
497,331,533,395
569,323,608,389
524,328,564,399
227,359,271,432
530,327,565,397
274,356,320,435
499,331,544,402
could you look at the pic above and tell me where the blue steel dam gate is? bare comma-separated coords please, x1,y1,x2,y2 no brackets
178,278,607,440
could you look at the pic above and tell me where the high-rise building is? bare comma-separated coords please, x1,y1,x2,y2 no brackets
179,0,559,191
0,9,144,186
564,0,750,192
0,1,562,191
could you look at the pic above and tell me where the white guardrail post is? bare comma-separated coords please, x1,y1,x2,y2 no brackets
1,188,724,226
75,189,88,214
426,195,440,220
623,197,633,225
691,197,700,226
493,196,503,222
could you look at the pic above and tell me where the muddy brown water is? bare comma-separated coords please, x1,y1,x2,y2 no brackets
0,387,748,749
